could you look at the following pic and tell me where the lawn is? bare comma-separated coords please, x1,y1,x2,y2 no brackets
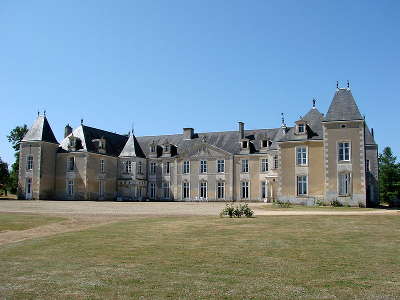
0,215,399,299
0,213,65,232
260,204,377,211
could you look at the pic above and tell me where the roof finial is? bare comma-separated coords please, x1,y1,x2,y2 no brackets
312,98,316,108
281,112,285,125
132,121,135,135
336,81,339,89
37,110,40,117
81,118,83,125
347,80,350,89
44,110,46,117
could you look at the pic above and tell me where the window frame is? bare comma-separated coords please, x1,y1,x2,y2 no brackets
162,181,170,199
273,155,279,169
338,141,351,162
149,182,156,199
26,155,33,171
164,161,170,175
296,175,308,196
217,159,225,173
296,146,308,166
126,160,132,174
241,159,249,173
297,123,305,134
100,159,105,173
137,161,142,174
261,181,267,199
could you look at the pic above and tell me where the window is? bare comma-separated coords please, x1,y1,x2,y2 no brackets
241,159,249,173
217,160,225,173
164,162,170,174
262,140,268,148
183,161,190,174
241,181,249,199
164,145,169,152
261,181,266,198
242,141,248,148
261,158,268,172
137,186,142,198
162,181,170,199
199,181,207,199
99,180,105,197
149,183,156,199
150,145,156,153
200,160,207,173
274,155,279,169
26,178,32,194
150,162,156,175
339,173,351,196
182,181,190,199
100,159,105,173
296,147,307,166
297,175,307,196
67,180,74,196
298,123,305,133
338,142,350,161
137,162,142,174
68,157,75,171
217,181,225,199
125,161,132,173
27,155,33,170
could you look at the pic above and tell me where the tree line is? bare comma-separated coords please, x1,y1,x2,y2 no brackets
0,125,399,205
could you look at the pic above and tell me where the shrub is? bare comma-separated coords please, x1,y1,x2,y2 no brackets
358,202,366,208
275,200,291,208
233,206,243,218
220,203,235,218
240,203,254,217
331,199,343,207
220,202,254,218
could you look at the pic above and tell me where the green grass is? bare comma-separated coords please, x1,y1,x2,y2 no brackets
0,213,65,232
1,215,400,299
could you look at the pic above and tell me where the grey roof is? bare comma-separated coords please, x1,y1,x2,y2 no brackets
365,124,376,145
278,107,324,142
324,88,363,121
22,115,58,144
119,132,146,158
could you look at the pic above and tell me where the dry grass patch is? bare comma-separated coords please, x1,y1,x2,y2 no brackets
0,213,65,232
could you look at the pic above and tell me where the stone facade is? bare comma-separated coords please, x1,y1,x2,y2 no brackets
18,86,379,206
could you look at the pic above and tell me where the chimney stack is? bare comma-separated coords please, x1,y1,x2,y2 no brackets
371,128,374,137
64,124,73,138
183,128,194,140
238,122,245,139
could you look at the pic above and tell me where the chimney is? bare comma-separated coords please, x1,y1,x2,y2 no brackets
183,128,194,140
64,124,73,138
238,122,244,139
371,128,374,137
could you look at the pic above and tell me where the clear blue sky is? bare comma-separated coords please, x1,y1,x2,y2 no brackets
1,0,399,166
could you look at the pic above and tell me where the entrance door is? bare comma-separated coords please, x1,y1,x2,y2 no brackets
26,178,32,200
99,180,105,200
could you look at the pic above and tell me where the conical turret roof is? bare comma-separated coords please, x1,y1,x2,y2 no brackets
324,88,363,121
119,131,145,158
22,115,58,144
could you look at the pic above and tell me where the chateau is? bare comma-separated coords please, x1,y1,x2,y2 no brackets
18,85,379,206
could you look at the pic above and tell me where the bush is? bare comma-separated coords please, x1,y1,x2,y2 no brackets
331,199,343,207
358,202,366,208
220,202,254,218
275,200,291,208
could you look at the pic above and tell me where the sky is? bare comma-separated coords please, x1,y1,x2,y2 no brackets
1,0,399,166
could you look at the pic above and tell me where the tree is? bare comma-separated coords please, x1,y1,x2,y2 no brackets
7,125,28,194
378,147,400,206
0,158,9,196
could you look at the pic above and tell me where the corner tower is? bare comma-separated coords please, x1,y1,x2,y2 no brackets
18,114,59,199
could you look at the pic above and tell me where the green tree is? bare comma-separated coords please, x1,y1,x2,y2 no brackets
378,147,400,206
0,158,9,196
7,125,28,194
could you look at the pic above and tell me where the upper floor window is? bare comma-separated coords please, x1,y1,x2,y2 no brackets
217,160,225,173
150,162,156,175
200,160,207,173
100,159,105,173
164,162,170,174
297,123,305,134
125,161,132,173
274,155,279,169
183,161,190,174
261,158,268,172
339,173,351,196
27,155,33,170
241,159,249,173
68,157,75,171
297,175,308,196
296,147,307,166
338,142,350,161
137,162,142,174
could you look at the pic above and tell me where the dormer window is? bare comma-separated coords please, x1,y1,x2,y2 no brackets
164,145,169,152
297,123,305,134
261,139,272,148
242,141,248,148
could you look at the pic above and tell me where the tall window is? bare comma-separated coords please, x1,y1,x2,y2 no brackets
125,161,132,173
296,147,307,166
67,180,74,196
27,155,33,170
274,155,279,169
297,175,307,196
150,162,156,175
150,145,156,153
162,181,170,199
26,178,32,194
217,181,225,199
137,162,142,174
200,160,207,173
182,181,190,199
199,181,207,199
164,162,170,174
99,180,105,197
261,181,266,198
68,157,75,171
241,159,249,173
183,161,190,174
217,160,225,173
149,183,156,199
241,181,249,199
261,158,268,172
298,123,305,133
338,142,350,161
100,159,105,173
339,173,351,196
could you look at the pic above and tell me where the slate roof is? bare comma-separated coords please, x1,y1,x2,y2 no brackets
119,132,146,158
365,124,376,145
22,115,58,144
324,88,363,121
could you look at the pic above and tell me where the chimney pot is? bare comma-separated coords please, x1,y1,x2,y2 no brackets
183,128,194,140
238,122,245,139
64,124,73,138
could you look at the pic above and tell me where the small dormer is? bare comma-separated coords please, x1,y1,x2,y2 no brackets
240,138,251,154
149,140,158,158
68,134,81,151
162,139,172,157
295,120,307,136
260,138,272,152
92,137,107,154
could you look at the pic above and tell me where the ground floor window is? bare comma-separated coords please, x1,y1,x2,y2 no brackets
199,181,207,199
149,183,156,199
67,180,74,196
339,173,351,196
26,178,32,195
297,175,307,196
183,181,190,199
261,181,266,198
241,181,249,199
217,181,225,199
162,181,170,199
99,180,105,198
